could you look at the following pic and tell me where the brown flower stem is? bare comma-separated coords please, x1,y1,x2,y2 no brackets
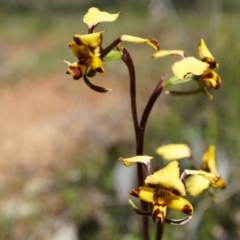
100,38,122,59
155,224,164,240
121,47,139,142
138,75,166,240
121,47,166,240
121,47,149,240
137,74,166,155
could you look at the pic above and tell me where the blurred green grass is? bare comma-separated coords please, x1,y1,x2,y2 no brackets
0,1,240,239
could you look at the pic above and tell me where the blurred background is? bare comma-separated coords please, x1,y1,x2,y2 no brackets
0,0,240,239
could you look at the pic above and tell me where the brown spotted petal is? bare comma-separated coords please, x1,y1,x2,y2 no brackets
152,196,167,224
63,60,87,80
201,69,221,89
198,39,218,69
68,42,92,60
166,196,194,216
73,32,104,54
129,186,155,203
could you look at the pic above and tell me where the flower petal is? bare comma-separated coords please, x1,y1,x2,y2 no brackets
145,161,186,196
88,55,105,74
83,7,120,30
166,196,194,216
186,175,210,196
152,196,167,224
172,57,209,79
118,155,153,167
202,145,217,174
121,35,160,51
73,31,104,54
156,144,191,160
198,39,218,69
63,60,87,80
129,186,155,203
152,50,185,59
183,169,221,187
201,69,221,89
68,42,92,60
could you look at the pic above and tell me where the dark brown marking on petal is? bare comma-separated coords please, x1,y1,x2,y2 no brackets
172,189,182,196
129,188,140,198
149,39,160,51
182,204,193,215
95,67,104,74
69,66,82,80
214,75,221,89
202,58,217,69
154,199,166,207
73,35,82,45
147,183,159,188
203,71,214,79
152,208,164,224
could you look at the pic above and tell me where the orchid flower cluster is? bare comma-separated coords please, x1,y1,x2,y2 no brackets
119,144,226,225
63,7,225,240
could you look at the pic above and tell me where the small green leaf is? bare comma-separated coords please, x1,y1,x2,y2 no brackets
163,74,196,89
103,50,122,61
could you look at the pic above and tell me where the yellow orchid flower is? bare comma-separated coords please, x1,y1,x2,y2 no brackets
153,39,221,100
64,7,160,92
185,145,226,197
172,39,221,100
119,157,194,225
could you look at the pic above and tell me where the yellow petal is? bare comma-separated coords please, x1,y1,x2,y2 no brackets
156,144,191,160
130,186,155,203
145,161,186,196
68,42,92,59
202,145,217,174
118,155,153,167
186,175,210,196
83,7,120,29
73,31,104,54
88,55,105,74
166,196,194,216
201,146,227,189
184,169,220,187
152,50,185,59
152,196,167,223
198,39,218,69
172,57,209,79
201,69,222,89
121,35,160,51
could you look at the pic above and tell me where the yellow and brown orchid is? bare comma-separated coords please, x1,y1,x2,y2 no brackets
153,39,221,100
156,144,226,198
119,156,194,225
184,145,226,197
64,7,159,92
